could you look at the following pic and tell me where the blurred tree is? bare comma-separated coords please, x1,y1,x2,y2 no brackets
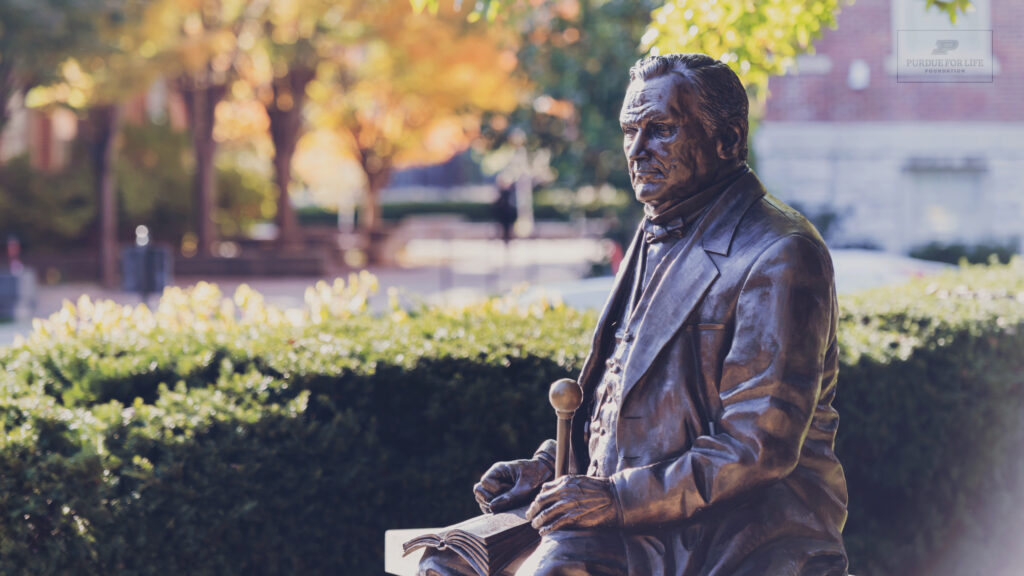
426,0,970,109
237,0,356,250
643,0,847,107
130,0,265,257
435,0,969,196
76,4,155,287
23,0,277,279
19,0,151,286
312,0,523,262
0,0,110,149
117,122,273,245
480,0,657,193
647,0,968,104
175,1,248,257
0,154,96,250
132,0,366,254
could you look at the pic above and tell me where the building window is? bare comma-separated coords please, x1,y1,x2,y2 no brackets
901,158,989,250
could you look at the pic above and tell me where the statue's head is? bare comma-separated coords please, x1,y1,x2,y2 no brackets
621,53,748,208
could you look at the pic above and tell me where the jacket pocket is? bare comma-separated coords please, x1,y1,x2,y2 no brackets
687,324,729,436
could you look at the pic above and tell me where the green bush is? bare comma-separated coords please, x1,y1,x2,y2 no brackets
0,264,1022,575
836,262,1024,575
117,123,274,244
909,240,1019,265
298,202,504,227
296,187,633,227
0,155,96,250
0,280,591,574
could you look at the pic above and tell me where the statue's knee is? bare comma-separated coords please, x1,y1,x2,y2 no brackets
518,565,563,576
513,549,585,576
513,531,627,576
417,552,445,576
516,562,589,576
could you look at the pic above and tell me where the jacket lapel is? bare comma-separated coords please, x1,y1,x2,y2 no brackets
576,222,645,393
571,223,646,473
619,173,767,404
618,239,718,403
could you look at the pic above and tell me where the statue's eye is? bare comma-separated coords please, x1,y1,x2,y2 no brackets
651,123,673,137
622,125,638,136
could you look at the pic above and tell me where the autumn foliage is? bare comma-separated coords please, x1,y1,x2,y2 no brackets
309,0,526,233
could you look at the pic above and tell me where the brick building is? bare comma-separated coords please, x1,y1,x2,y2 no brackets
0,93,78,172
0,81,187,172
755,0,1024,253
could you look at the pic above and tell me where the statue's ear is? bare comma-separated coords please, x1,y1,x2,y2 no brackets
716,123,743,160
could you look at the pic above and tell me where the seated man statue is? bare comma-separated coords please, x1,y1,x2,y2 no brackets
421,52,848,576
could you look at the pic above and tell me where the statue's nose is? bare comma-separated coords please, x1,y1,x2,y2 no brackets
626,133,649,161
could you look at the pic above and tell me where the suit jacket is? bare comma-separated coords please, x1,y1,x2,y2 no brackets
569,172,848,576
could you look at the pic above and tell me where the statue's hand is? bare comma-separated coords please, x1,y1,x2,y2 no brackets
474,458,554,514
526,475,620,536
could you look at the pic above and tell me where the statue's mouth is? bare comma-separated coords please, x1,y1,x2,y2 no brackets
632,161,664,181
633,170,664,182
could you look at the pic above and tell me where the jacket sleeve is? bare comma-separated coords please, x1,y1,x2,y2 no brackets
533,439,557,470
609,233,837,527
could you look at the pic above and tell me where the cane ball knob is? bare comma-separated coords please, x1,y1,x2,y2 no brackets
549,378,583,417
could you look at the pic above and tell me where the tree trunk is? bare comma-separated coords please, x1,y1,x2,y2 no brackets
266,67,315,250
182,81,227,257
361,181,381,234
0,58,14,143
359,163,392,234
90,104,122,289
359,159,391,265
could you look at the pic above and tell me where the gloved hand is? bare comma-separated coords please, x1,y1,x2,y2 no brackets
474,454,554,514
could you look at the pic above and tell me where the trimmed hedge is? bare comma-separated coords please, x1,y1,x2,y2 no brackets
0,279,590,575
0,264,1022,575
836,262,1024,575
909,240,1018,265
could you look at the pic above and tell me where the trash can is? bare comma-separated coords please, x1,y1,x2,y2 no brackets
121,245,172,300
0,273,17,322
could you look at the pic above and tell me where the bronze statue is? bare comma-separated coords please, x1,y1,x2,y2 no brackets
421,53,848,576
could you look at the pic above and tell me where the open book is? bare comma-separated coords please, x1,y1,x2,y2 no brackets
402,506,539,576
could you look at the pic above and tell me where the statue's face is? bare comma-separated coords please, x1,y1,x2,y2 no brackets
620,74,722,208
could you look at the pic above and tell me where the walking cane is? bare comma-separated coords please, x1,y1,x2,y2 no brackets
548,378,583,478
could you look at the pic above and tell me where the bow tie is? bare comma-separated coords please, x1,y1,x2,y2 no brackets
642,217,687,244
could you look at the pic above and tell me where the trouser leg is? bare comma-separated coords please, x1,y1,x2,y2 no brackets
514,530,629,576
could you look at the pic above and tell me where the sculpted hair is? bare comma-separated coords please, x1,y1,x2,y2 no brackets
629,53,749,161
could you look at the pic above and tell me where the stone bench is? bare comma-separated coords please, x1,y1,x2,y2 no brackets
385,529,856,576
384,529,433,576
